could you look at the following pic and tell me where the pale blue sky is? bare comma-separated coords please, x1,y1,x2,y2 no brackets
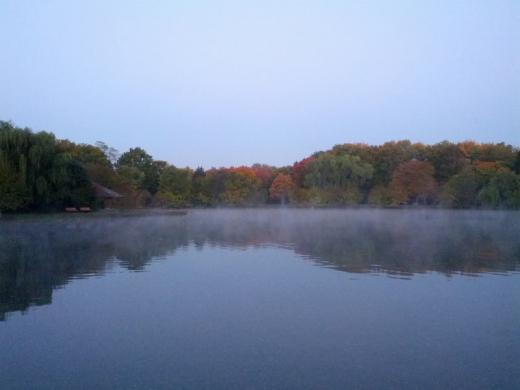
1,1,518,168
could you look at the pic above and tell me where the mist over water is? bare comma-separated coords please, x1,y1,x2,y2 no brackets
1,209,519,320
1,209,519,389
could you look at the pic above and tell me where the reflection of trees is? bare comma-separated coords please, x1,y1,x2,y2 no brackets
0,217,190,320
185,210,520,277
1,210,519,320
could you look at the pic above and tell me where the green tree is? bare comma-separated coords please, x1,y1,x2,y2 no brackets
0,121,93,210
153,160,169,175
424,141,467,183
0,158,28,211
472,142,516,165
367,184,391,206
62,159,95,207
56,139,120,189
117,147,159,194
478,170,520,209
439,166,478,208
206,168,229,203
191,167,211,206
57,140,109,167
305,153,373,189
512,151,520,174
157,165,192,207
291,157,316,188
331,143,376,164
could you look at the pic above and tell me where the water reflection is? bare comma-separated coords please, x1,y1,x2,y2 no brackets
1,209,519,320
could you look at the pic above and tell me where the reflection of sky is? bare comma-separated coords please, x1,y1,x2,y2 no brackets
1,208,519,326
1,246,519,389
1,1,518,168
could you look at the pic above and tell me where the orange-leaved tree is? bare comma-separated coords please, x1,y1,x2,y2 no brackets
269,174,295,205
220,166,261,205
390,160,436,205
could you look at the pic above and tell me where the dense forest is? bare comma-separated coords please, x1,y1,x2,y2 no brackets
1,120,520,212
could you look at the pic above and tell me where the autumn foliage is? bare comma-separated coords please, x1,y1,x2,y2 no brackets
390,161,437,205
269,174,295,204
291,157,315,187
1,119,520,211
216,166,261,205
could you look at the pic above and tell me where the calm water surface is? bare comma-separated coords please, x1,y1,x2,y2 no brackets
1,209,519,389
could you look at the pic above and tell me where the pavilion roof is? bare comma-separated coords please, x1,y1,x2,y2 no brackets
92,182,123,198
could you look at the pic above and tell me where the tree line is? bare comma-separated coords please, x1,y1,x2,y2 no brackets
1,120,520,211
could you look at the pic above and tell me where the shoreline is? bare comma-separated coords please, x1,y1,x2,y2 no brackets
0,208,189,222
1,204,517,222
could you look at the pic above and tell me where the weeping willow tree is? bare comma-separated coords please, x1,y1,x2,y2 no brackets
0,158,28,210
305,154,374,188
478,170,520,209
304,153,374,204
0,121,93,211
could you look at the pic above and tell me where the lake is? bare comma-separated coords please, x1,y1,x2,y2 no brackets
1,209,519,389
